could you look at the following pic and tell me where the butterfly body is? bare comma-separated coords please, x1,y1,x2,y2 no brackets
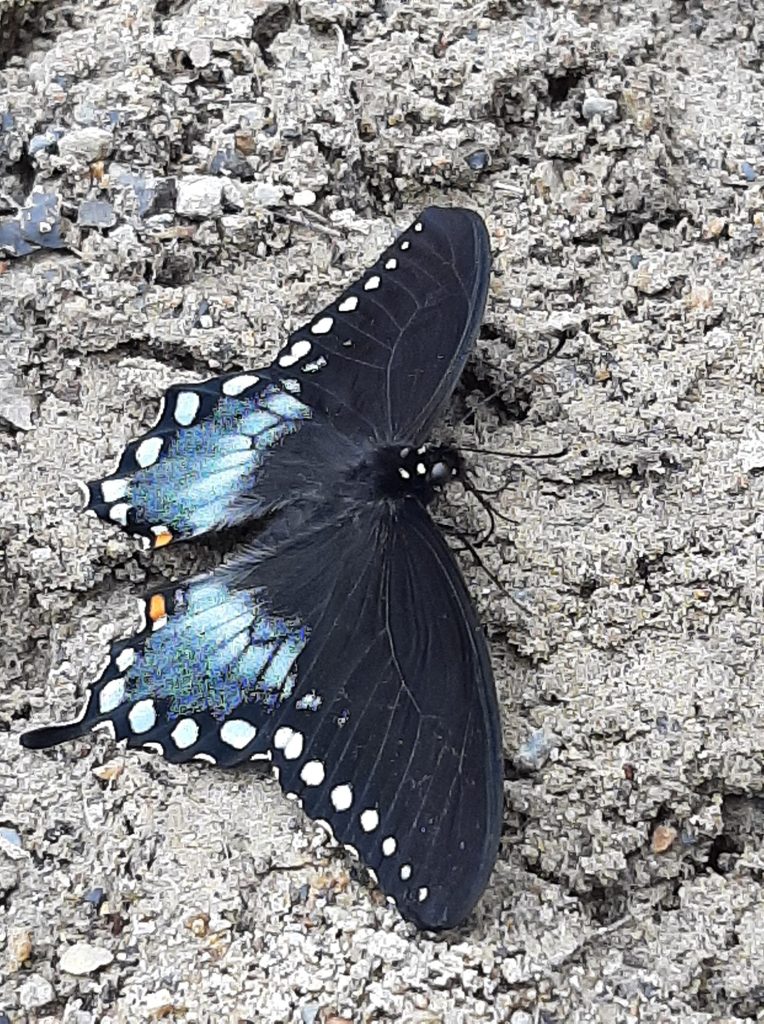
23,207,503,931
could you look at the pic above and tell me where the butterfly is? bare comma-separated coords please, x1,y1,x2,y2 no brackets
21,206,503,930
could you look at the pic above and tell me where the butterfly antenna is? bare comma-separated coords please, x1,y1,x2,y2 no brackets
462,471,518,531
439,521,529,612
459,332,569,428
458,443,569,460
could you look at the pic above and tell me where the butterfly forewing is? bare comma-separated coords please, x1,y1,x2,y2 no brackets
84,208,490,548
272,206,491,443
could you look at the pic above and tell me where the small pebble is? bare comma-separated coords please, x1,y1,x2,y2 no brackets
78,200,117,228
19,974,55,1010
8,929,33,970
59,941,114,976
176,176,225,218
582,93,618,121
293,188,317,207
83,887,107,910
301,1005,320,1024
741,161,756,181
652,825,678,854
466,150,490,172
57,127,113,163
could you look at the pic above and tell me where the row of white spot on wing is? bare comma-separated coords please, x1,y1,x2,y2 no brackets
278,338,312,368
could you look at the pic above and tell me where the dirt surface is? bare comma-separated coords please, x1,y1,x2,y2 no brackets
2,1,763,1021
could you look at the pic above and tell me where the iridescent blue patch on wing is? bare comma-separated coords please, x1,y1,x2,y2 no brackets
129,385,311,536
124,581,309,718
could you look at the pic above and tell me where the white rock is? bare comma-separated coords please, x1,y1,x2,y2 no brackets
293,188,317,207
57,127,113,162
252,182,284,207
19,973,55,1009
176,176,225,218
59,941,114,975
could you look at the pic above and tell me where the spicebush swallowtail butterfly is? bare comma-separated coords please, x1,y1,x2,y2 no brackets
22,206,503,930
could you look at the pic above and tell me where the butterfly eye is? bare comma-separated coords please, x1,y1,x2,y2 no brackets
430,461,451,485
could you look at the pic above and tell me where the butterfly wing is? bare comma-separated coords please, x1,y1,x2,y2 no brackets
270,205,491,443
23,500,502,930
85,207,490,547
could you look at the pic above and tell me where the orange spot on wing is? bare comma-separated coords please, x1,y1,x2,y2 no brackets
148,594,166,622
153,529,173,548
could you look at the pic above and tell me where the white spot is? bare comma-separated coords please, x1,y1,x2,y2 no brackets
273,766,280,782
171,718,199,749
382,836,397,856
250,751,272,762
315,819,337,843
151,616,168,632
101,478,128,503
115,648,135,673
385,258,397,270
417,886,429,902
360,808,379,833
135,436,163,468
92,720,116,739
399,447,410,458
364,275,380,291
300,760,325,787
330,784,353,812
98,677,125,714
194,752,216,764
285,792,300,802
279,338,313,368
417,446,427,454
128,699,156,734
399,468,410,480
400,864,412,881
400,240,411,250
302,356,327,373
274,726,294,750
416,462,427,476
311,316,333,335
282,379,301,393
367,868,378,884
222,374,259,396
344,844,359,858
142,741,164,754
414,222,423,232
220,719,257,749
338,296,358,313
386,895,397,907
109,503,129,525
174,391,200,425
283,731,304,760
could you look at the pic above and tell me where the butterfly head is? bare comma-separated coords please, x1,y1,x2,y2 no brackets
378,443,462,504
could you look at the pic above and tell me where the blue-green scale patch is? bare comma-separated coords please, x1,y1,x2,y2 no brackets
130,385,311,536
124,582,309,719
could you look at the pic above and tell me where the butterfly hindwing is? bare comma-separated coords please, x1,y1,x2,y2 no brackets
24,501,502,929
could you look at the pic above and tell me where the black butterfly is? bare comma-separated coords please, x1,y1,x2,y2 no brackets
22,206,503,930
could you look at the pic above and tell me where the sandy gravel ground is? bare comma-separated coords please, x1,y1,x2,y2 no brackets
1,1,763,1021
